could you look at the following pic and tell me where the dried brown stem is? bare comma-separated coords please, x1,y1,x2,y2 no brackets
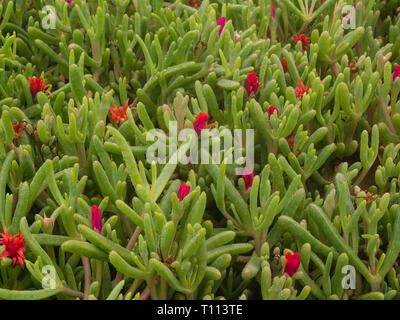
81,256,92,300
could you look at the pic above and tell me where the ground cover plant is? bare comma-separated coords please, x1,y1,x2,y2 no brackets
0,0,400,300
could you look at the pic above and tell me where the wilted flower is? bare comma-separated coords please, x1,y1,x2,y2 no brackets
193,112,217,135
91,205,102,233
178,183,190,202
294,34,311,50
0,229,26,268
246,72,262,96
294,79,311,98
218,17,226,36
286,135,294,150
281,58,288,73
187,0,201,9
393,65,400,81
109,98,136,126
28,76,53,97
242,170,254,191
267,105,279,120
284,252,300,277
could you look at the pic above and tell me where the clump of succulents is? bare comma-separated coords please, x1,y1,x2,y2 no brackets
0,0,400,300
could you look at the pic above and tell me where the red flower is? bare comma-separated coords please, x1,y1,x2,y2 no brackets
178,183,190,202
393,65,400,81
91,205,102,233
246,72,262,96
271,1,275,18
28,76,53,98
242,170,254,191
109,98,136,126
267,105,279,120
286,135,294,150
0,229,26,268
281,58,288,73
193,112,217,135
12,122,26,141
294,34,311,50
218,17,226,36
294,79,311,99
266,28,271,38
284,252,300,277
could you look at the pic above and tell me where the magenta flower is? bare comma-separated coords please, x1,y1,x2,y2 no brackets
91,205,102,233
284,252,301,277
242,170,254,191
218,17,226,36
67,0,72,3
393,65,400,81
178,183,190,202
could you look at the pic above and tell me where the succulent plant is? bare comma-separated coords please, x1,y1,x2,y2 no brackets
0,0,400,301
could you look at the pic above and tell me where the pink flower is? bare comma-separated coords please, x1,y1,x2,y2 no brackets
109,98,136,126
234,33,240,40
246,72,262,96
393,65,400,81
28,76,53,97
12,122,26,142
284,252,300,277
242,170,254,191
67,0,72,3
178,183,190,201
267,105,279,120
91,205,102,233
271,1,275,18
218,17,226,36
